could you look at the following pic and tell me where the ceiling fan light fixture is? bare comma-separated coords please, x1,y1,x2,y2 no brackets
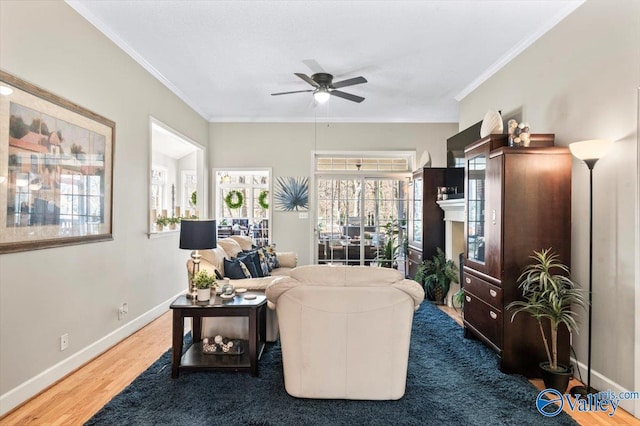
313,88,330,104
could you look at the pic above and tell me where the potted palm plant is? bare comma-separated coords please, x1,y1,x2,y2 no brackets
415,248,459,304
507,248,587,392
193,270,216,302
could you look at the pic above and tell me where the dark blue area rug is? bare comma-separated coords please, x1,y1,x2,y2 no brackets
86,302,576,425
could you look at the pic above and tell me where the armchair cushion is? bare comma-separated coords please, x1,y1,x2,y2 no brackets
276,251,297,268
228,235,254,251
217,238,242,258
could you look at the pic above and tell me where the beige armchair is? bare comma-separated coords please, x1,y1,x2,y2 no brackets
266,265,424,400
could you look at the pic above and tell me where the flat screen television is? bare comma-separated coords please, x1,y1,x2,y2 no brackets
446,120,482,168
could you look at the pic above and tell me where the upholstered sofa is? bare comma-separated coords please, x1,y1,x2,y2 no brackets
187,235,297,342
266,265,425,400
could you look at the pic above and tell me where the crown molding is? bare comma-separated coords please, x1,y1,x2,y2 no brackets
65,0,210,120
455,0,585,102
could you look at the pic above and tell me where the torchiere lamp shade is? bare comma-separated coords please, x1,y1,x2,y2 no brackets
179,219,217,250
569,139,613,161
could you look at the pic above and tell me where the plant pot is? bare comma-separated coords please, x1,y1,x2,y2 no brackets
540,362,572,393
156,224,164,232
197,288,210,302
427,286,446,305
169,223,177,230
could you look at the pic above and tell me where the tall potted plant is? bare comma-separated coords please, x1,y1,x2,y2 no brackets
376,219,400,269
415,248,459,304
507,248,587,392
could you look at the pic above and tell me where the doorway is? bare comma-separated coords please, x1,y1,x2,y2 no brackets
315,176,408,267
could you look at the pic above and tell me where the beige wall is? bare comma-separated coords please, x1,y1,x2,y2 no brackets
0,0,208,411
209,122,457,263
459,0,639,396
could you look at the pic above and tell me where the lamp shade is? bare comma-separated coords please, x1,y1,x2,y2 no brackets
569,139,613,161
179,219,217,250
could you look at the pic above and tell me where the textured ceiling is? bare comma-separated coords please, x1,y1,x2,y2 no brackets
67,0,583,123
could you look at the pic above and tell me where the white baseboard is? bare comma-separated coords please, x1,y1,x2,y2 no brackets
571,357,638,417
0,291,184,417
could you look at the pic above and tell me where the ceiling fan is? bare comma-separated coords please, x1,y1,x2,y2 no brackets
271,73,367,103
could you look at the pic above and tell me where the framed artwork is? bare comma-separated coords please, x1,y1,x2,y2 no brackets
274,176,308,212
0,71,115,253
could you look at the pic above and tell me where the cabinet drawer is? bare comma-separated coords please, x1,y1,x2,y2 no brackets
463,273,502,308
407,248,422,264
463,292,502,349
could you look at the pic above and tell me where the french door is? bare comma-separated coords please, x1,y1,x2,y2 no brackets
315,176,407,267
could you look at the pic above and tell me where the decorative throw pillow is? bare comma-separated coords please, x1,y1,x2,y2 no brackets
242,249,268,277
265,246,280,269
259,247,272,272
257,248,271,276
223,258,252,279
237,253,260,278
251,251,267,277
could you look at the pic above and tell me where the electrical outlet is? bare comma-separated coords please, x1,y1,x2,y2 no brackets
118,302,129,320
60,333,69,351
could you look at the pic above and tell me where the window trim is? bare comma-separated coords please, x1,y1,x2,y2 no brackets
148,117,206,238
213,167,272,244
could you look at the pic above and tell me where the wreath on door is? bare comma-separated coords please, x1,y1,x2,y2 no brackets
258,190,269,209
224,190,244,209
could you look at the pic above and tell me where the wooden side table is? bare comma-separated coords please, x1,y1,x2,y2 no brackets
170,294,267,378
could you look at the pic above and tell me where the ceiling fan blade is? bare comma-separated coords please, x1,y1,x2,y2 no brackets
294,73,319,87
271,89,314,96
331,76,367,89
302,59,325,74
330,90,365,103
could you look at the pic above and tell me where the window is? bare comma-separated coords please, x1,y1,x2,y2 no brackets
151,166,167,214
182,171,197,215
215,169,270,246
313,151,413,267
149,119,205,234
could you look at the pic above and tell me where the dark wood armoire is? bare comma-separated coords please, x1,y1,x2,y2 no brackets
462,134,572,377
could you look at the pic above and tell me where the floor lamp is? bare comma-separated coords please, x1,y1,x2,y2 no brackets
568,139,613,397
179,219,217,299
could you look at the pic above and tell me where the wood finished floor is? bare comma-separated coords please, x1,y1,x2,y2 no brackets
0,308,637,425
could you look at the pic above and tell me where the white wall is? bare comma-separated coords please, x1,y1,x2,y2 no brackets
209,122,457,263
0,1,208,414
459,0,639,412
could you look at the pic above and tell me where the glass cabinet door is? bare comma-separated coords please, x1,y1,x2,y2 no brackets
409,176,422,247
466,155,486,264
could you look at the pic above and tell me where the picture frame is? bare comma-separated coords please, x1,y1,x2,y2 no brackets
273,176,309,212
0,70,115,253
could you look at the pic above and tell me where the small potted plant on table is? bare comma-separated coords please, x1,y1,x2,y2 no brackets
193,270,216,302
415,248,459,304
507,248,587,392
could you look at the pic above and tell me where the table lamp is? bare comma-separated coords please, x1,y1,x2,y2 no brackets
179,219,217,299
